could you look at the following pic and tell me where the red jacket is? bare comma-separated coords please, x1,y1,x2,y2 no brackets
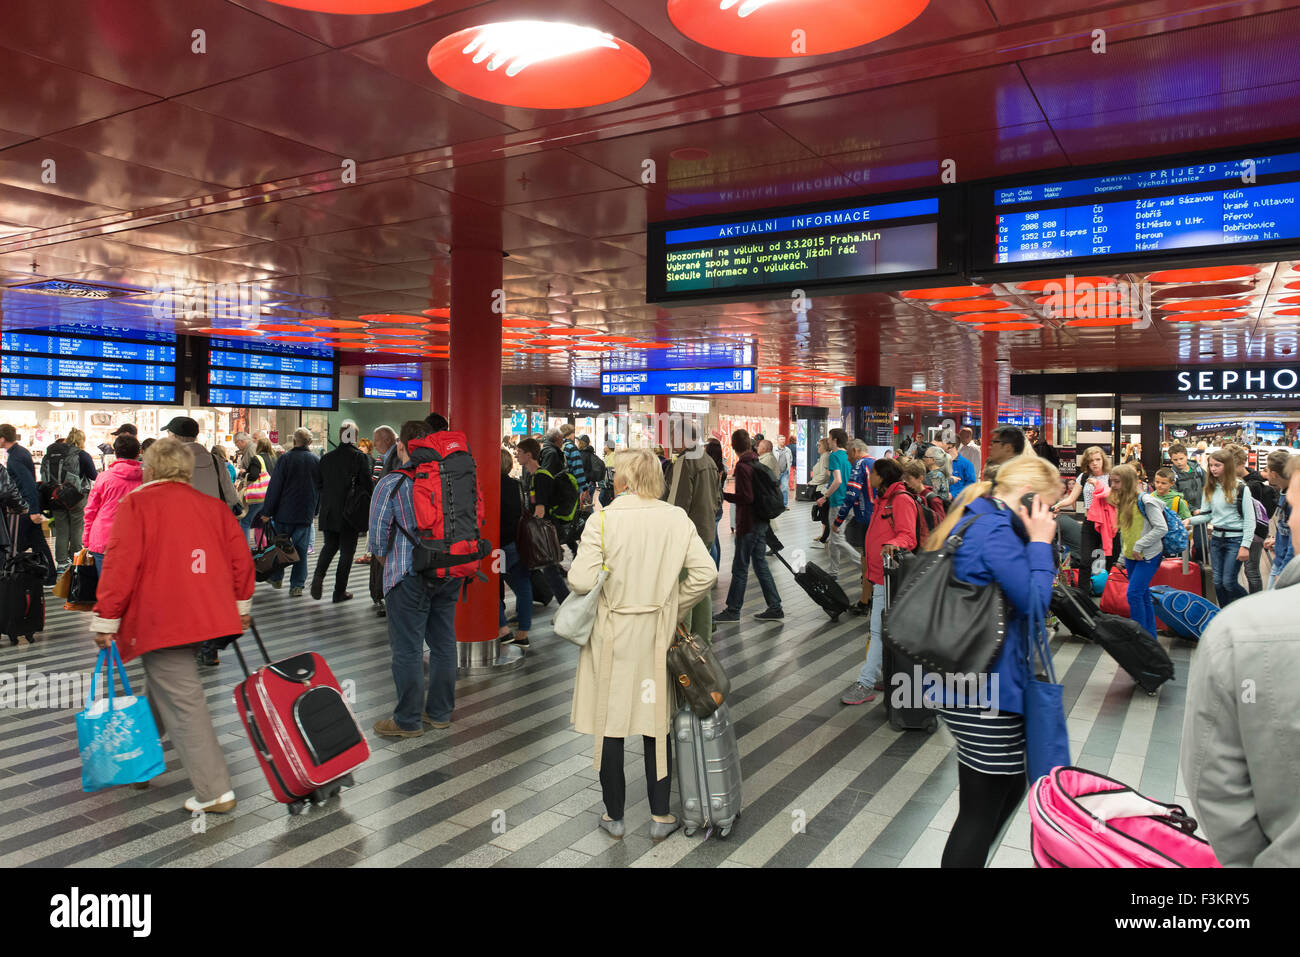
865,481,919,586
91,480,255,661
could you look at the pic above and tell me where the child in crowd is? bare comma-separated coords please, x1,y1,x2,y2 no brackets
1152,467,1192,524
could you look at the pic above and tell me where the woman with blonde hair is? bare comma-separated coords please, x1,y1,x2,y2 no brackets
1187,448,1254,607
1108,464,1169,639
925,454,1062,867
567,448,717,841
1052,445,1118,571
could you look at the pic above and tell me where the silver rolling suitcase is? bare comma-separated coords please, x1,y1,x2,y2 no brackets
674,701,743,839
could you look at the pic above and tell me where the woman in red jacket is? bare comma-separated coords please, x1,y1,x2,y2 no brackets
89,438,256,815
840,458,919,706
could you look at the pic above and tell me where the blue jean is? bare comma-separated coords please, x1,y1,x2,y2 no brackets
269,523,312,589
780,472,789,507
498,542,533,632
90,551,105,579
240,503,263,545
386,574,461,729
1209,534,1249,607
724,522,781,613
858,582,887,686
1124,553,1162,639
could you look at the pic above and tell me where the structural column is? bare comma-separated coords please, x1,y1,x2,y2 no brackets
429,366,450,417
980,337,1000,468
448,245,518,673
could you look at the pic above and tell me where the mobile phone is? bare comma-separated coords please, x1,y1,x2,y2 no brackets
1020,492,1038,513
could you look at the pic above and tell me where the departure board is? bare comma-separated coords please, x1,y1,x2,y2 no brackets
600,368,755,396
987,149,1300,265
648,193,952,303
0,324,179,403
202,337,337,410
362,376,423,401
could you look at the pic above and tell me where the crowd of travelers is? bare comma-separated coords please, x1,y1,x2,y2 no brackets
1,409,1295,867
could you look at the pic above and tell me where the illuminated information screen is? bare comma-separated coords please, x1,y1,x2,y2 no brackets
205,338,337,409
0,324,179,403
991,150,1300,264
649,196,943,301
601,367,755,396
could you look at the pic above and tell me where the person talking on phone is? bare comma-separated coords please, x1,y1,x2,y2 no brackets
925,454,1062,867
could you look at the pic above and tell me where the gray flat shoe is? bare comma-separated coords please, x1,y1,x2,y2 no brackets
599,816,625,839
649,817,681,842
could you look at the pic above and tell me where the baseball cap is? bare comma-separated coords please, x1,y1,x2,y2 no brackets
111,423,138,437
161,416,199,438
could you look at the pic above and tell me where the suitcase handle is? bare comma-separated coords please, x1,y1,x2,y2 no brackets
231,619,272,679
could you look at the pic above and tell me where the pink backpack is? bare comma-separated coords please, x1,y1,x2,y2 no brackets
1028,767,1222,868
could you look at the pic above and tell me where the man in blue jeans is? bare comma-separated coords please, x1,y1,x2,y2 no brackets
257,427,321,597
370,419,461,737
714,429,783,623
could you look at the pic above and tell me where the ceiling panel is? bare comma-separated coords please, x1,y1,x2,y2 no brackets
0,48,157,138
0,140,221,209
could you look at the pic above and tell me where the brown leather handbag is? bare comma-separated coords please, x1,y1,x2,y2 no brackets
668,623,731,718
516,515,562,569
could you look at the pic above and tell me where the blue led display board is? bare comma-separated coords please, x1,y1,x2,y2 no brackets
981,145,1300,266
362,376,423,401
202,337,337,410
601,367,756,396
0,323,180,404
647,189,957,305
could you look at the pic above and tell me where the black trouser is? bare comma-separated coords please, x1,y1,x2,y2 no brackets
941,762,1027,867
600,736,672,820
313,528,358,598
1080,518,1121,575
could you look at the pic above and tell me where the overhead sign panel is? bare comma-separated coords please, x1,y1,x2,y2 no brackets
0,321,179,404
601,367,755,396
361,364,423,401
202,337,337,410
980,146,1300,267
647,189,954,304
1012,365,1300,402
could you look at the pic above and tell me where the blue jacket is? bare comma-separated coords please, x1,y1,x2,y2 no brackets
942,496,1056,715
261,446,321,527
835,456,874,525
949,451,978,501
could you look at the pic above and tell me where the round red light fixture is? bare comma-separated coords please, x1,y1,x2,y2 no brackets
1160,298,1250,312
900,285,992,300
428,21,651,109
970,322,1041,332
422,308,451,320
1160,310,1248,323
1064,316,1141,327
312,331,369,340
933,300,1014,313
303,318,367,329
667,0,929,57
502,317,550,328
265,335,326,344
366,327,424,337
1146,266,1258,283
253,324,313,334
1014,276,1117,293
949,312,1030,323
260,0,429,12
360,313,425,324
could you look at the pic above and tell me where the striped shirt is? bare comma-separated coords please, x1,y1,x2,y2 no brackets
563,439,586,487
938,707,1026,775
369,468,418,595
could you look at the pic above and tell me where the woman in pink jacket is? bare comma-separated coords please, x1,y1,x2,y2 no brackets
83,433,143,574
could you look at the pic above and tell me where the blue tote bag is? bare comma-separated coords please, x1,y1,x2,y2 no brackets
76,644,166,793
1022,606,1070,784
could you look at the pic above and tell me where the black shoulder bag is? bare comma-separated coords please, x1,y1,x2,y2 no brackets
881,514,1008,678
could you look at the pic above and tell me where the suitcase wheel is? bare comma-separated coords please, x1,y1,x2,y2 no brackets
718,825,732,840
829,612,841,622
288,801,307,816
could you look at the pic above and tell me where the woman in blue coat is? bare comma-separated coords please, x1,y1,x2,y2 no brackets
921,454,1063,867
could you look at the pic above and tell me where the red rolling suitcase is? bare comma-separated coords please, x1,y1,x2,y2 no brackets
1151,555,1203,596
232,622,369,815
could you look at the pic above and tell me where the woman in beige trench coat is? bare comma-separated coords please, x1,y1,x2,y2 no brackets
568,448,717,841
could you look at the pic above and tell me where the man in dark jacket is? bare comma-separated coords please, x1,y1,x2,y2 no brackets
515,437,570,609
0,424,54,583
1025,426,1061,470
714,429,783,624
259,428,321,596
313,422,373,603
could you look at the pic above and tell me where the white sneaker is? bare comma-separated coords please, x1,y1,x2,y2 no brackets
184,790,236,813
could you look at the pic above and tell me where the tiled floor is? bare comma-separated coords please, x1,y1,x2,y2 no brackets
0,508,1199,867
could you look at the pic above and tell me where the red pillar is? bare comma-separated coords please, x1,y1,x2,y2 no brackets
913,409,923,442
981,337,1000,468
448,247,502,647
778,395,790,439
429,365,449,417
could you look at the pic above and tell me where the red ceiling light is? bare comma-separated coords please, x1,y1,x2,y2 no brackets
932,300,1014,313
303,318,367,329
948,312,1030,323
312,331,369,340
1159,310,1248,323
1015,277,1117,293
502,317,550,328
366,327,425,337
970,322,1041,332
266,335,326,344
667,0,929,58
519,347,561,354
1160,298,1251,312
583,335,637,343
360,313,425,324
428,21,651,109
539,327,593,337
1146,266,1258,283
253,324,314,334
502,329,534,339
422,308,451,320
192,327,261,336
1064,316,1141,327
525,339,557,347
260,0,429,12
423,323,451,333
900,285,992,300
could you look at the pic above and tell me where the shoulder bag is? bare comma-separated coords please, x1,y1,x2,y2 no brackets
552,511,607,648
880,514,1008,677
668,622,731,718
342,453,372,532
1022,601,1070,783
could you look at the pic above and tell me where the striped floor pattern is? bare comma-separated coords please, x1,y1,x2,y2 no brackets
0,510,1199,868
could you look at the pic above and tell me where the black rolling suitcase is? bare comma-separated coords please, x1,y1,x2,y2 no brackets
1051,582,1100,640
1049,573,1173,695
1,514,45,644
766,528,852,621
880,553,937,732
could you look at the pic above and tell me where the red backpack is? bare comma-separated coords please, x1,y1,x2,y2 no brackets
390,431,492,592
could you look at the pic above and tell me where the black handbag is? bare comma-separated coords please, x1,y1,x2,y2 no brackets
811,501,826,523
668,623,731,718
881,514,1007,677
516,515,562,569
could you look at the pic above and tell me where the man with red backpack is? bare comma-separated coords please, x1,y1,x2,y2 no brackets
369,418,491,738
